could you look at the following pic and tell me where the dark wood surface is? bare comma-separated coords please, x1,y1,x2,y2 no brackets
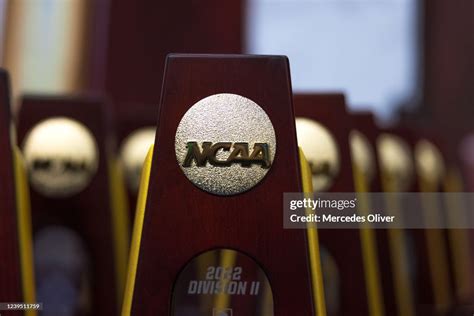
16,96,119,316
436,132,474,308
95,1,244,106
130,54,315,315
422,0,474,142
0,69,24,307
116,104,157,146
293,94,370,315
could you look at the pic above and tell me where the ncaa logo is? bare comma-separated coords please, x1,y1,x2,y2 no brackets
175,93,276,195
23,117,99,198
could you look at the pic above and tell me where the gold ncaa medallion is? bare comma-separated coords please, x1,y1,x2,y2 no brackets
175,93,276,195
23,117,99,198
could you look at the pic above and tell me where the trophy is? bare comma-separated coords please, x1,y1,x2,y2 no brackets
17,96,130,315
122,54,326,315
441,143,472,306
413,131,457,314
350,112,398,315
0,69,36,316
293,94,382,315
377,127,453,315
438,133,473,313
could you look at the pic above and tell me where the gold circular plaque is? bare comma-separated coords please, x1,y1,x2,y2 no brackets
175,93,276,196
377,133,414,190
415,139,445,184
350,130,376,183
120,127,156,192
295,117,340,192
23,117,99,198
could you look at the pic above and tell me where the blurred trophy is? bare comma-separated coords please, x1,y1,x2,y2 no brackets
350,112,396,315
414,131,459,314
294,94,382,316
377,126,453,315
17,96,130,316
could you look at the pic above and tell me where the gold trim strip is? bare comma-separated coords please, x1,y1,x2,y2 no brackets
381,175,415,316
213,249,238,309
443,168,471,301
108,158,131,309
353,164,385,316
121,145,154,316
299,147,327,316
419,177,452,312
13,146,37,316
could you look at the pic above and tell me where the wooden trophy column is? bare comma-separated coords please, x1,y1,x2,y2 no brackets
412,130,456,314
0,69,36,315
124,54,323,315
350,112,396,316
377,126,451,315
294,94,374,315
17,96,129,316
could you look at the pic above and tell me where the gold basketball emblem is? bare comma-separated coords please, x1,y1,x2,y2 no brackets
23,117,99,198
295,117,341,192
175,93,276,196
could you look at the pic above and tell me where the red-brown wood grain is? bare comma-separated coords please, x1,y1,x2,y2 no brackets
93,1,244,107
